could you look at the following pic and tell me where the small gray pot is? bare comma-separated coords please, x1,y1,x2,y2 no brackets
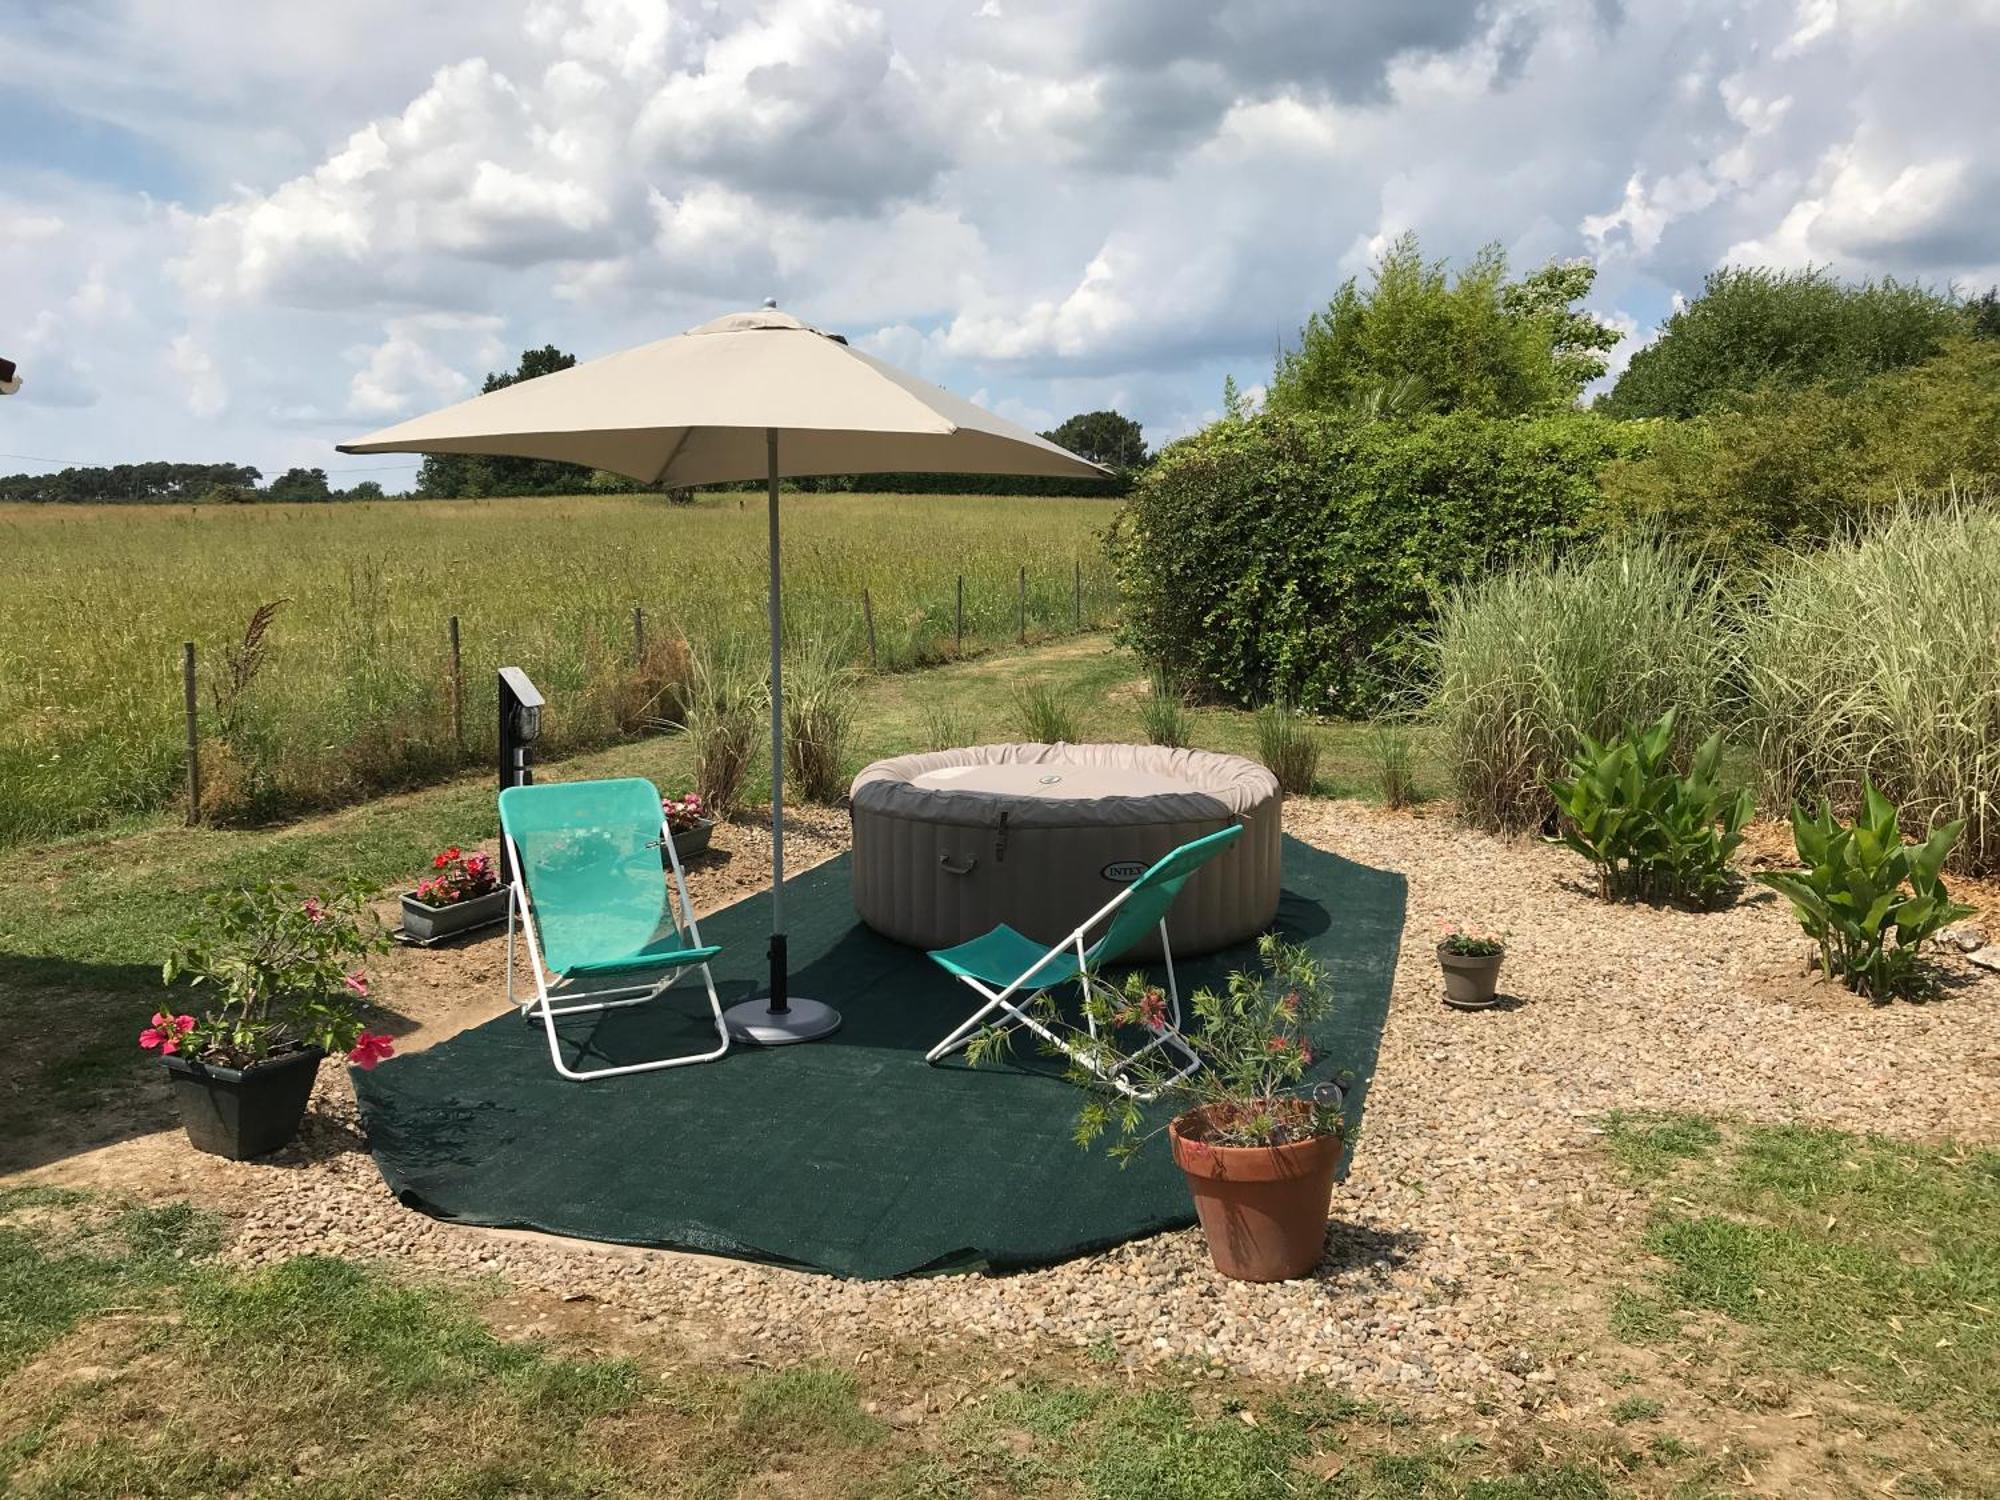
400,886,509,942
1437,942,1505,1008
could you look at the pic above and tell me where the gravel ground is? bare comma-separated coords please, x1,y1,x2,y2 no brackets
68,800,2000,1413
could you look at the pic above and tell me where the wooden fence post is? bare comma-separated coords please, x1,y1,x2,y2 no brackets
955,574,964,655
862,588,879,670
447,615,464,750
632,605,646,663
181,642,200,825
1018,565,1027,644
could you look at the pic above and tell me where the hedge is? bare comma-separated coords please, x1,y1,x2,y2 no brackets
1109,410,1643,715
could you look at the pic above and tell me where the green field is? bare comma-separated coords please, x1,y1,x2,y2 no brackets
0,493,1122,846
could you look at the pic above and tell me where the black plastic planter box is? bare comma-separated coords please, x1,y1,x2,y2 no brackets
162,1047,324,1160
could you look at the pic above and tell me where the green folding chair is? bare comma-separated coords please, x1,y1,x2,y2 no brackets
925,823,1245,1096
499,777,728,1081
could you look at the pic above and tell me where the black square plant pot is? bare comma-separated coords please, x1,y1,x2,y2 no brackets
161,1047,324,1160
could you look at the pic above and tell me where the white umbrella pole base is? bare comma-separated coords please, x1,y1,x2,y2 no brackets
724,996,842,1045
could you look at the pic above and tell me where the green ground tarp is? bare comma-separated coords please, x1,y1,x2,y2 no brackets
353,836,1404,1279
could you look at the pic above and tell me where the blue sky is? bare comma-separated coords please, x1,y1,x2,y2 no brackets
4,0,1997,489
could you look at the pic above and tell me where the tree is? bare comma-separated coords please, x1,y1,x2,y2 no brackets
1964,286,2000,341
341,480,385,500
1265,234,1620,419
1041,410,1148,472
1599,267,1961,419
266,467,332,502
417,346,588,498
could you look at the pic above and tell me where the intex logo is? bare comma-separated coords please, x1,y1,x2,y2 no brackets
1100,860,1147,883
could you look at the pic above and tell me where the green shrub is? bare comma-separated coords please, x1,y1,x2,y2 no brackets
1600,266,1963,420
1756,783,1975,1000
1427,539,1733,832
1139,671,1193,749
781,636,858,804
1548,710,1752,904
1111,409,1640,715
1598,341,2000,555
1739,493,2000,874
1012,683,1080,743
1255,704,1319,795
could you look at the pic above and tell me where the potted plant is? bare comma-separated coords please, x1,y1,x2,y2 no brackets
662,790,717,860
971,934,1349,1282
400,845,506,942
151,881,396,1160
1437,923,1506,1008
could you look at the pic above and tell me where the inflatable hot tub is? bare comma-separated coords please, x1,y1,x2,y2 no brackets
849,743,1281,958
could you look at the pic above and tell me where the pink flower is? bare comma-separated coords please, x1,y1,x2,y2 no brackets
302,897,326,925
1136,988,1168,1032
1279,991,1300,1016
1265,1036,1294,1055
343,971,370,999
173,1014,195,1034
139,1012,193,1055
347,1032,395,1070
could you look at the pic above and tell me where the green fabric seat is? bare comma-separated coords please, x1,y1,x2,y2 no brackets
563,939,722,978
929,924,1085,989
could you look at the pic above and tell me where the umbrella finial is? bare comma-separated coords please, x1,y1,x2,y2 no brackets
762,297,778,309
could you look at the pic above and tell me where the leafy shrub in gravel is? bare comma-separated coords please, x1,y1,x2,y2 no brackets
1756,781,1975,1000
1547,710,1753,905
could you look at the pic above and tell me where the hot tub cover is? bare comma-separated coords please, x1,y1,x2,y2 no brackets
850,743,1281,956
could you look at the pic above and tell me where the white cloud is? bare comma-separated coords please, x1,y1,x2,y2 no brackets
168,334,228,418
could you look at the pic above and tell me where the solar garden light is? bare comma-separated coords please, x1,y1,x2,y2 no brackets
0,356,19,395
497,667,543,883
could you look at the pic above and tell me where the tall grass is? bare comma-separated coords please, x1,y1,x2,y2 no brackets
1139,669,1193,749
1740,493,2000,874
1011,683,1082,744
1255,703,1320,795
679,641,767,818
0,493,1119,845
1428,540,1734,832
782,635,860,804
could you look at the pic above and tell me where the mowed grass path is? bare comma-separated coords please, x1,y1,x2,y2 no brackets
0,492,1121,846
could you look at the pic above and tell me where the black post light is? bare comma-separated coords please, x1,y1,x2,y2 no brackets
0,357,20,395
497,667,544,883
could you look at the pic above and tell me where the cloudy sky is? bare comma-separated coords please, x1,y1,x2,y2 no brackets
5,0,1997,488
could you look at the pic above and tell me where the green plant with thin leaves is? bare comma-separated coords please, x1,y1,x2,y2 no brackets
1756,782,1975,1001
965,935,1346,1164
1012,682,1081,744
677,640,766,817
1139,669,1193,749
1255,703,1319,795
1370,724,1417,809
1547,709,1753,904
917,703,974,751
782,635,859,803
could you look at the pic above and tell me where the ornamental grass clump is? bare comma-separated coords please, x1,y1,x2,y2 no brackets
1738,490,2000,876
677,640,765,817
155,881,394,1070
1756,780,1975,1001
1139,669,1194,749
782,635,860,803
1429,539,1732,833
1255,703,1319,795
1547,709,1753,905
1011,682,1081,744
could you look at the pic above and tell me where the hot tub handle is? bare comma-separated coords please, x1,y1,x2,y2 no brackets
938,852,978,876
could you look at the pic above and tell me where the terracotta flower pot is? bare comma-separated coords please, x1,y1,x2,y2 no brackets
1168,1107,1344,1282
1437,942,1504,1008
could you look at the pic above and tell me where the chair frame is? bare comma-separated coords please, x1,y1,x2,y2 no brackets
502,812,728,1082
925,879,1202,1100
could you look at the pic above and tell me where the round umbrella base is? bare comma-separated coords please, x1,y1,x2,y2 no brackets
724,996,842,1045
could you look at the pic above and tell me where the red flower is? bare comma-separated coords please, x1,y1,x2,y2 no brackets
1136,988,1168,1032
138,1011,193,1056
1279,990,1300,1016
347,1032,395,1070
302,897,326,925
1265,1035,1294,1055
343,971,370,999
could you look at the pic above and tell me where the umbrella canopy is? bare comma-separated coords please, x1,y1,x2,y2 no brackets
340,307,1103,486
339,305,1108,1049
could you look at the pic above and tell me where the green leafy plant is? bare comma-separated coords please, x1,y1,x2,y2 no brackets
1139,670,1193,749
967,935,1345,1163
1255,703,1319,795
1011,682,1081,743
156,881,392,1068
1439,923,1505,957
1546,709,1753,904
1755,782,1975,1000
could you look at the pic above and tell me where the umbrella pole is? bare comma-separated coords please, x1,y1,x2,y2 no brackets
722,428,842,1045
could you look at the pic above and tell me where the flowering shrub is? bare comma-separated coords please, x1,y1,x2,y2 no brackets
1439,923,1506,957
154,880,395,1070
411,846,500,908
662,791,708,833
967,934,1346,1162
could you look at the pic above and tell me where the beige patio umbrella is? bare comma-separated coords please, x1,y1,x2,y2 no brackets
340,304,1108,1045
